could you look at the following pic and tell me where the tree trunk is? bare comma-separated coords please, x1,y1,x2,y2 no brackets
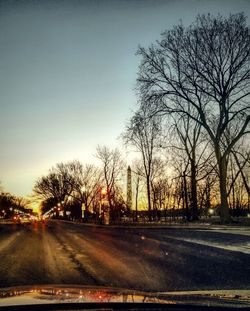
151,182,156,220
205,180,211,214
183,172,190,221
190,159,198,220
217,155,231,223
135,177,139,222
84,203,89,222
146,175,152,221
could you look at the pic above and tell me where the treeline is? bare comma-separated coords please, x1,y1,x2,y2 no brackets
34,13,250,224
8,13,250,224
33,138,249,224
123,13,250,223
0,187,32,218
33,146,126,222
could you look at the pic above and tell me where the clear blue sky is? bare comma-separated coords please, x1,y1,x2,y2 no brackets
0,0,249,197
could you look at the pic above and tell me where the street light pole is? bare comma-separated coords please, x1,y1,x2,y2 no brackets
56,201,65,219
81,186,87,222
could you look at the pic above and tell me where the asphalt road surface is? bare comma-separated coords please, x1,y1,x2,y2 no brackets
0,220,249,292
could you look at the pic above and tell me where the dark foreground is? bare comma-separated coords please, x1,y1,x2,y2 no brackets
0,220,249,291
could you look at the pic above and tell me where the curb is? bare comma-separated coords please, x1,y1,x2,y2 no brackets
49,219,250,231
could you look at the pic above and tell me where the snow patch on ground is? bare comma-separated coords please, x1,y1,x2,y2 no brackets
172,236,250,255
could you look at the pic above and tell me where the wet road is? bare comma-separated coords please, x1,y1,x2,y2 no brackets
0,220,249,291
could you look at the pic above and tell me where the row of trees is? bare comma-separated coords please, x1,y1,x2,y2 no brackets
0,183,32,218
33,135,249,224
33,147,127,222
23,13,250,224
123,13,250,223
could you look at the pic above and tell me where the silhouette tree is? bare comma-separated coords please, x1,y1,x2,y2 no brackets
123,107,162,221
33,162,76,217
66,160,103,221
137,13,250,223
96,145,124,219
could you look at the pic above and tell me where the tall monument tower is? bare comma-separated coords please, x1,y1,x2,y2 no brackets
127,166,132,211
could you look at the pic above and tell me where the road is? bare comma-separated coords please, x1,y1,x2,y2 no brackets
0,220,249,292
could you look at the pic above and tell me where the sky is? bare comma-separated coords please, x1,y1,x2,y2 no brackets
0,0,250,197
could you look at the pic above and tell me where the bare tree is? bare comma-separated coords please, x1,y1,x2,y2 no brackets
96,145,124,219
170,113,203,220
66,160,103,220
33,162,76,217
130,159,145,222
137,13,250,223
0,191,31,218
150,157,167,218
0,192,14,214
123,107,162,221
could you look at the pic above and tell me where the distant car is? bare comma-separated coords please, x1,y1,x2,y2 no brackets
20,216,32,224
12,215,21,224
29,215,38,222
